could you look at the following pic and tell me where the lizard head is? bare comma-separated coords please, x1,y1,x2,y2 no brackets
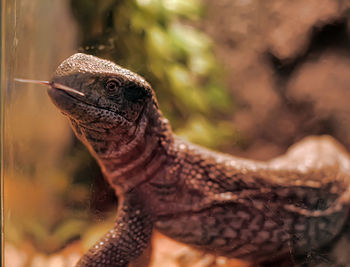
49,53,153,128
48,53,169,163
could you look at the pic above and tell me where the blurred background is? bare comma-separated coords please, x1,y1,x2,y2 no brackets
3,0,350,266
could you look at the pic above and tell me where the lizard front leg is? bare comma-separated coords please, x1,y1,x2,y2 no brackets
76,194,153,267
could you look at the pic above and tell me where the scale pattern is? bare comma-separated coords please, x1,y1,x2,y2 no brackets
47,53,350,267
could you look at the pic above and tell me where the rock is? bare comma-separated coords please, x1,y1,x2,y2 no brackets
287,53,350,148
200,0,350,159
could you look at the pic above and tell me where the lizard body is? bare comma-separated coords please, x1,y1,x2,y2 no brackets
47,53,350,266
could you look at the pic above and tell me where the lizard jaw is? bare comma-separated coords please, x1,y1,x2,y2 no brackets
47,87,133,129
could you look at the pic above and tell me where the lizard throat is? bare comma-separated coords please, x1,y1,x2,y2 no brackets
78,112,165,194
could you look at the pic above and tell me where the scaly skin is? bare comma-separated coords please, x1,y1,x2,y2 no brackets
47,53,350,267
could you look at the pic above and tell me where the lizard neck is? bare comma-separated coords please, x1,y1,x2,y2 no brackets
75,101,174,195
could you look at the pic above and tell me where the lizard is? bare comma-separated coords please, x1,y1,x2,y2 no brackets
43,53,350,267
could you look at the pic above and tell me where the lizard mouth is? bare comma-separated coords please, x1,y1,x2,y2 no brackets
48,87,135,126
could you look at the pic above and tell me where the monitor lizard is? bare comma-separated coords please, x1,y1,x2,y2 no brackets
44,53,350,266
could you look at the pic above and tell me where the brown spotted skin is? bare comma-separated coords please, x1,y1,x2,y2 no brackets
76,193,152,267
48,53,350,267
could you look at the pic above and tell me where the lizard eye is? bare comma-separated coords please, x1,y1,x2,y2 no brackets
105,80,120,92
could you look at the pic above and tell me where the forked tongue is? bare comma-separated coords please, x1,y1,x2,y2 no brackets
14,78,85,96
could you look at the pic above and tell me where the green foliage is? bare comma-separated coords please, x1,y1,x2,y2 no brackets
71,0,237,149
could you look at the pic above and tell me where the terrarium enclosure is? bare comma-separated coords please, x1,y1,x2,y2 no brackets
3,0,350,266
